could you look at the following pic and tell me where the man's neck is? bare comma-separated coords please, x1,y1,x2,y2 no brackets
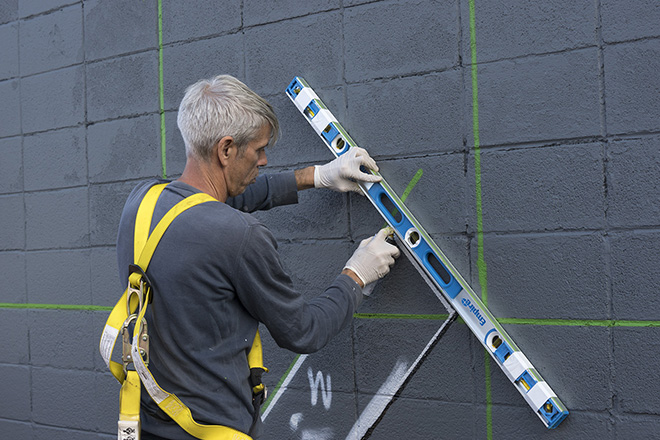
177,158,228,202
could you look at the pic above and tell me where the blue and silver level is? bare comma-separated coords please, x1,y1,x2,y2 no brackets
286,76,568,429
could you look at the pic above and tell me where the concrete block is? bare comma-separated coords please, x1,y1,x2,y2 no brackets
474,49,601,146
23,126,86,191
84,0,156,61
18,0,74,18
34,426,115,440
613,327,660,414
25,187,89,250
393,323,475,402
0,79,21,137
359,400,477,440
251,187,348,240
608,136,660,228
0,309,29,363
492,405,609,439
86,51,159,122
89,181,139,247
0,193,24,250
344,0,458,82
0,22,18,80
0,0,17,24
162,33,243,111
21,65,84,133
605,40,660,135
32,367,99,430
244,0,338,26
268,85,346,168
345,72,464,156
614,415,660,439
164,110,186,177
161,0,241,44
353,318,469,397
610,231,660,321
376,153,467,235
475,233,609,320
0,421,32,439
29,309,97,368
94,372,120,433
0,251,26,303
0,136,23,193
87,114,161,183
90,246,121,307
475,325,611,412
0,364,30,420
26,249,92,305
19,4,83,76
460,0,595,64
601,0,660,42
470,143,605,232
244,12,343,96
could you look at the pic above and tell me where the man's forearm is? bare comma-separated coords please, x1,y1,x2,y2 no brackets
294,166,315,191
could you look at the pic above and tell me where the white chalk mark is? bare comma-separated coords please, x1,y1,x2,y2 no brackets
308,367,332,410
302,427,334,439
289,412,304,431
261,353,309,421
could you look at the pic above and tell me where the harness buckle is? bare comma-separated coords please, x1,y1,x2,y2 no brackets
121,315,150,371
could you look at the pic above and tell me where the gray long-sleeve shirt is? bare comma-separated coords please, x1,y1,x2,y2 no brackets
116,173,362,439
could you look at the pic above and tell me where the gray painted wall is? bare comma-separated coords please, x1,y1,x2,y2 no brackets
1,0,659,439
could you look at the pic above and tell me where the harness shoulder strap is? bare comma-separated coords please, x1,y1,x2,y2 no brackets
100,183,265,440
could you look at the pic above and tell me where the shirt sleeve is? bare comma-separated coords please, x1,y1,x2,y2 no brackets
232,222,363,354
227,172,298,213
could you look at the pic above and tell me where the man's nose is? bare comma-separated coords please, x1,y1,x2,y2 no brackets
258,150,268,167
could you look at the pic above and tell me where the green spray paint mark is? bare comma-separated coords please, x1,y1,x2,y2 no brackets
158,0,167,178
382,168,424,228
0,303,113,311
467,0,491,436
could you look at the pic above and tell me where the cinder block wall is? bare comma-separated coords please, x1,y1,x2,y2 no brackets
1,1,659,439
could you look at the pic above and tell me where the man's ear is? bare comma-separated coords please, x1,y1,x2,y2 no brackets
216,136,235,166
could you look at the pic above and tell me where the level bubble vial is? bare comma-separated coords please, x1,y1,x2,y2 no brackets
405,228,421,248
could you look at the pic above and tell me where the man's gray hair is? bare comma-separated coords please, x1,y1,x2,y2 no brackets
177,75,279,161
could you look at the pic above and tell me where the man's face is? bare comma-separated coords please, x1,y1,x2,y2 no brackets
225,124,270,197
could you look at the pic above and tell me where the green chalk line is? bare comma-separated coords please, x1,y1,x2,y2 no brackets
2,303,657,329
354,313,660,328
158,0,167,178
0,303,113,311
467,0,492,437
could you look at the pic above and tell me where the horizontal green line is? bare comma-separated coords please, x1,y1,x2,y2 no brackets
499,317,660,328
1,306,658,328
355,313,660,328
0,303,113,311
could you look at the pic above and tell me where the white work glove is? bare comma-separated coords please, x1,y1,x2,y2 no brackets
314,147,382,193
344,228,401,286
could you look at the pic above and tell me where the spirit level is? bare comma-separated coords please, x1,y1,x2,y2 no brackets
286,76,568,429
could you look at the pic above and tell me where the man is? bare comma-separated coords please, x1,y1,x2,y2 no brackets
116,75,400,439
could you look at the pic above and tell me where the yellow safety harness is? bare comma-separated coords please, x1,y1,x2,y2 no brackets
99,183,268,440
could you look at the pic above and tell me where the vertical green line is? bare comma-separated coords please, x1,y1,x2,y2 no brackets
468,1,492,439
158,0,167,178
